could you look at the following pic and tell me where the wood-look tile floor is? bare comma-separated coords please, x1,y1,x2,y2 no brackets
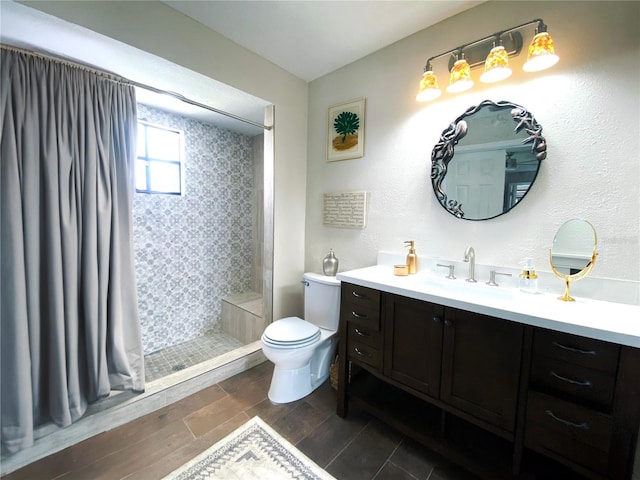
3,362,478,480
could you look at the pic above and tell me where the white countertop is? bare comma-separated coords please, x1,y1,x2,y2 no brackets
337,265,640,348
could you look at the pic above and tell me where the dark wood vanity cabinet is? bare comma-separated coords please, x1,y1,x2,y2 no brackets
337,282,640,479
383,294,522,434
384,294,443,397
525,329,640,479
339,283,382,374
440,308,524,435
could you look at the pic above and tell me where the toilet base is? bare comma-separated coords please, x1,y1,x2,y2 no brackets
268,364,315,404
264,331,338,404
266,359,333,404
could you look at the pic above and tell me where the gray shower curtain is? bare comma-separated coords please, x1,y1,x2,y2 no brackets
0,47,144,455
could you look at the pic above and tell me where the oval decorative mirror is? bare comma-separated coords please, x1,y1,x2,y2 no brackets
431,100,547,220
549,219,598,302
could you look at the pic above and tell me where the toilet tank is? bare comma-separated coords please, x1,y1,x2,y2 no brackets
303,272,341,330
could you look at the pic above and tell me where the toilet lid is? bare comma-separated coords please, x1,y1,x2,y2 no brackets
261,333,320,349
263,317,320,345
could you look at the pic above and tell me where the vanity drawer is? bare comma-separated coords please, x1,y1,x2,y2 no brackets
530,357,616,409
533,329,620,374
347,322,382,349
348,340,382,369
341,302,380,330
525,390,613,474
342,283,381,311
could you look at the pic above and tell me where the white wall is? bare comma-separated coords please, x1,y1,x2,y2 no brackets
17,0,640,313
306,1,640,284
24,0,309,319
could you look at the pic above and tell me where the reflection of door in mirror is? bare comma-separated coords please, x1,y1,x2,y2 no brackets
444,149,505,219
507,183,529,208
551,220,597,275
550,219,598,301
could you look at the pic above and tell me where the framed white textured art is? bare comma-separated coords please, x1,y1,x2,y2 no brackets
323,191,368,229
326,98,365,162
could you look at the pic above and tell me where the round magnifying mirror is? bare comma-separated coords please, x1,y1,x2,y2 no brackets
549,219,598,301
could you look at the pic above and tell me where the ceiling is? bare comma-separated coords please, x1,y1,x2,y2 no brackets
0,1,271,135
1,1,483,134
164,1,484,82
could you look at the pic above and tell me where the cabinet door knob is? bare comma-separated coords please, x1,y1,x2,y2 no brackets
351,311,368,319
352,291,367,299
432,316,442,324
545,410,589,430
444,319,452,327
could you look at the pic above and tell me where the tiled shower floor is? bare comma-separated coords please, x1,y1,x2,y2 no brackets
144,331,245,382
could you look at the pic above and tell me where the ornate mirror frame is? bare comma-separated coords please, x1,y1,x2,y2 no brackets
431,100,547,220
549,219,598,302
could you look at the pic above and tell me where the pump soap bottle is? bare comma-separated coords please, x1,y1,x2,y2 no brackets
405,241,418,274
519,258,538,294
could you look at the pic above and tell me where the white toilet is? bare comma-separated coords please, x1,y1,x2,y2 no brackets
261,272,341,404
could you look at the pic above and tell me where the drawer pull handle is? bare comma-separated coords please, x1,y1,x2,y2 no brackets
353,347,372,358
550,371,593,387
552,341,596,356
354,328,369,337
351,311,368,319
545,410,589,430
352,291,368,299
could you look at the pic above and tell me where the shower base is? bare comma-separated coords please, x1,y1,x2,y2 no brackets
144,331,244,383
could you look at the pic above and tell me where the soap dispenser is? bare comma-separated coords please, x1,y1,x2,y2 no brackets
519,258,539,294
404,241,417,274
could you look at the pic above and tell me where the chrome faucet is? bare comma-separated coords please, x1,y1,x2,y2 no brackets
437,263,456,280
486,270,512,286
463,246,477,283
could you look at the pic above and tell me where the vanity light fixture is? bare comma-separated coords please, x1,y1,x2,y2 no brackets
480,44,512,83
446,56,474,93
416,64,442,102
523,31,559,72
416,18,559,102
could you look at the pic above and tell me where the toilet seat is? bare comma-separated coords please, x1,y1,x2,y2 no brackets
262,317,320,348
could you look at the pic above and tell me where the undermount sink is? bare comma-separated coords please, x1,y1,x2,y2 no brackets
364,265,518,303
421,277,516,301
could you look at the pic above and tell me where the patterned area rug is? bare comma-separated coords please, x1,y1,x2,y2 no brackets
163,416,336,479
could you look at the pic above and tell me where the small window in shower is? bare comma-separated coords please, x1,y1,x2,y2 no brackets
135,121,184,195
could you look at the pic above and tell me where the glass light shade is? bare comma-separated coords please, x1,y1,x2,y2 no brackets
523,32,559,72
446,59,474,93
416,71,442,102
480,46,513,83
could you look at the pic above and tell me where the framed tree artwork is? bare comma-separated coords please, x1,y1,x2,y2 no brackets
326,98,365,162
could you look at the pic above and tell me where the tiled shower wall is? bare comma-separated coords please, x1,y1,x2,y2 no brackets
133,104,255,354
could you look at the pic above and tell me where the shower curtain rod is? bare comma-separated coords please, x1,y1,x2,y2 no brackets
129,81,271,131
1,43,272,131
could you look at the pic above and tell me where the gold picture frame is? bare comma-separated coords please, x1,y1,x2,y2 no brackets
327,98,365,162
